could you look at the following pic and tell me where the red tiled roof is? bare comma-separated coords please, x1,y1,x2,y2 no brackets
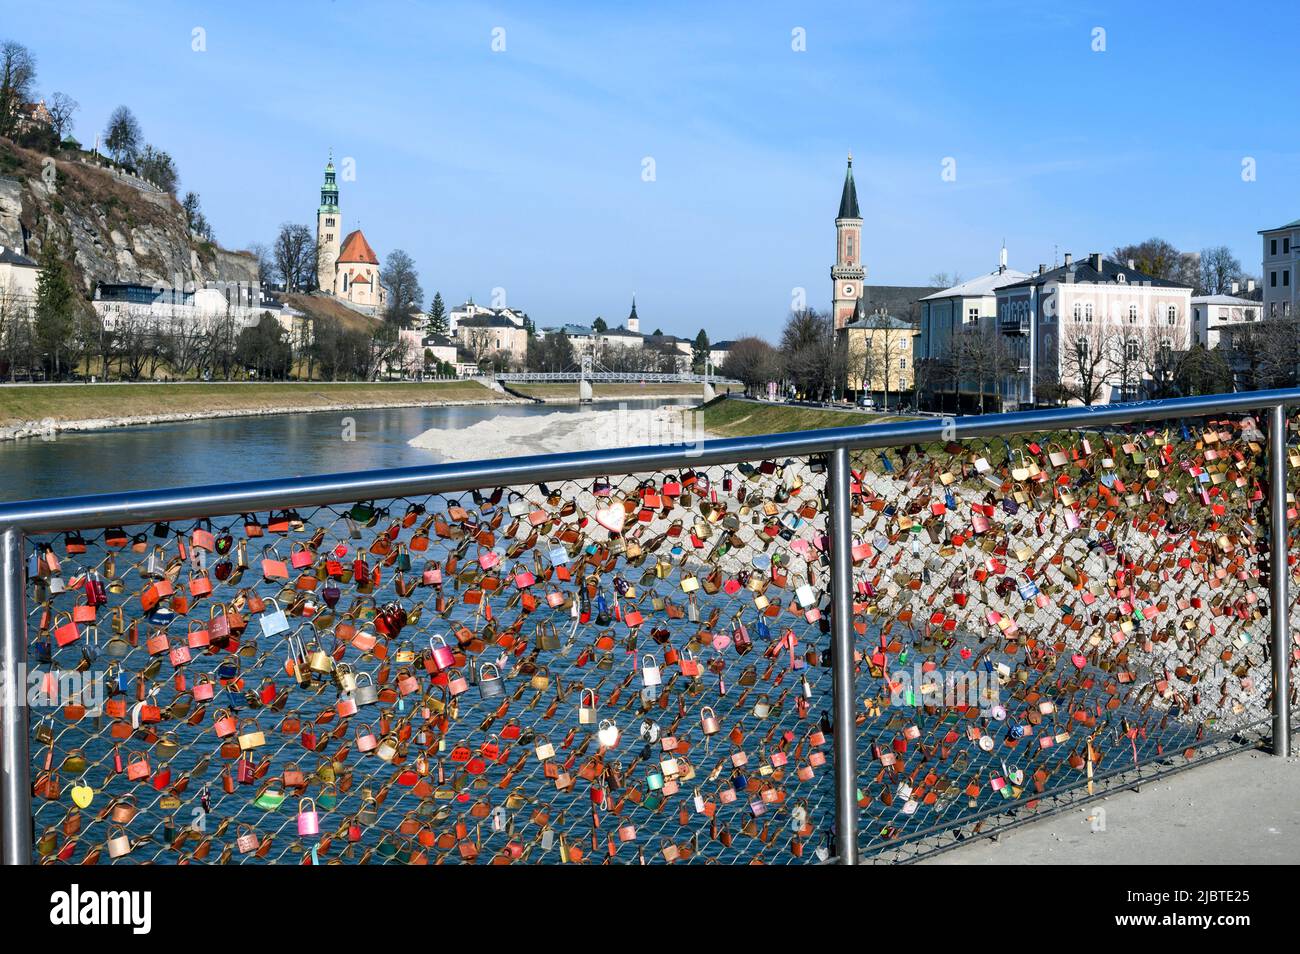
337,229,379,265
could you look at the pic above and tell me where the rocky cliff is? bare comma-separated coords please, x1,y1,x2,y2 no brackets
0,137,258,297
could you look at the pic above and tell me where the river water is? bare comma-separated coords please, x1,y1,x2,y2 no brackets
0,399,674,502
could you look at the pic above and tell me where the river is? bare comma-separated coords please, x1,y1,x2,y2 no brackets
0,398,676,501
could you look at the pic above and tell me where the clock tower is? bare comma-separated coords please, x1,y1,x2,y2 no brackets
831,153,864,331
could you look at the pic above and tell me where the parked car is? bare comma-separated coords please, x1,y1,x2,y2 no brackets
856,395,876,410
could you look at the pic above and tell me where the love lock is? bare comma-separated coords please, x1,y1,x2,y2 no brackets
260,599,289,637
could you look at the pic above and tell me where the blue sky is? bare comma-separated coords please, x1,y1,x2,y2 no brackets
7,0,1298,338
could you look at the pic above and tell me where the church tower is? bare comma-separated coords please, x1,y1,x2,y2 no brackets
831,153,864,331
316,153,341,293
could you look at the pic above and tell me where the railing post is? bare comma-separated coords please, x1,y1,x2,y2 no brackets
828,447,858,863
1268,404,1292,757
1,526,31,865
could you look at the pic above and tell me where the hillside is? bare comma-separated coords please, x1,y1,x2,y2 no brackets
279,292,382,333
0,137,257,298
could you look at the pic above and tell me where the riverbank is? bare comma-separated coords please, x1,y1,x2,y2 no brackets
0,380,517,440
699,395,892,437
506,382,707,403
409,403,709,461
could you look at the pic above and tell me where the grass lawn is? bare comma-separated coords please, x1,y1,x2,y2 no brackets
699,396,893,438
0,380,509,427
510,382,704,401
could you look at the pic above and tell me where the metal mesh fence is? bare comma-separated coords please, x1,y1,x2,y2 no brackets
17,407,1298,864
848,411,1281,860
27,461,837,864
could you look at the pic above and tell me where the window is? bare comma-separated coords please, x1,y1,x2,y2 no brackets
1084,303,1094,323
1128,304,1138,323
1078,337,1091,360
1125,338,1139,360
967,307,979,324
846,236,854,262
1272,239,1279,256
1072,302,1082,322
1285,270,1291,287
1285,238,1292,253
1166,305,1177,325
898,358,906,369
1272,271,1278,287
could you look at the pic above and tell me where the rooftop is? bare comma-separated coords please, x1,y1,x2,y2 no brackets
1000,255,1192,291
921,267,1032,301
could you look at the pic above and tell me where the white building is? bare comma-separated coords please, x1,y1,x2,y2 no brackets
917,248,1030,366
1260,217,1298,320
1190,289,1261,349
995,252,1193,407
0,245,39,302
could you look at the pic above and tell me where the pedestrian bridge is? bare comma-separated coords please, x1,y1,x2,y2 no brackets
494,371,739,384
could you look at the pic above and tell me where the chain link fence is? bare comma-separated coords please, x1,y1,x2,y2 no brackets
6,392,1298,864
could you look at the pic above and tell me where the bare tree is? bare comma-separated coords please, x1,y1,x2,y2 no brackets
0,40,37,138
272,223,316,292
954,327,1017,413
380,249,422,326
1106,329,1144,402
1198,246,1244,296
720,336,779,397
102,105,142,165
47,91,78,141
1058,319,1114,405
1137,323,1186,399
781,308,842,400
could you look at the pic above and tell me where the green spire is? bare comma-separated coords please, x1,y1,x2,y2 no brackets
319,150,339,213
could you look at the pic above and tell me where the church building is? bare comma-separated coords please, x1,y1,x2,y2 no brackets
316,154,387,316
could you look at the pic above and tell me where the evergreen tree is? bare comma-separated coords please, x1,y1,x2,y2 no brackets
692,328,710,372
428,292,448,337
592,316,608,334
33,236,78,379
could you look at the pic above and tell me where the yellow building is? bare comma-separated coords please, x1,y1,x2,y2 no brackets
844,304,919,398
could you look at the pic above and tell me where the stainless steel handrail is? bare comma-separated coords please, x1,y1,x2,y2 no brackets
1,386,1296,866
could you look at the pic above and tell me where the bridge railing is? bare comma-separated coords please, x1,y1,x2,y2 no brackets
1,388,1295,865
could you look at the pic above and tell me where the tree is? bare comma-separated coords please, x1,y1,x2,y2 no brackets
928,271,962,288
380,249,422,326
428,292,448,337
272,223,316,292
1198,246,1244,296
235,313,293,379
47,92,78,142
1112,238,1198,288
691,328,710,373
1058,319,1114,405
1175,344,1233,396
592,316,608,334
780,308,843,401
246,242,275,287
136,144,178,195
1137,323,1186,399
102,105,142,165
525,330,576,372
33,236,79,379
720,336,780,397
953,326,1017,413
0,40,36,138
181,192,213,241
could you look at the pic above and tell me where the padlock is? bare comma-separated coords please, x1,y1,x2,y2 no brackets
429,634,456,671
534,736,556,761
479,663,505,699
297,797,320,836
641,654,661,687
238,718,266,751
106,826,132,859
597,719,620,748
353,672,379,707
578,688,598,727
260,599,289,637
355,723,379,752
446,669,469,696
700,706,720,735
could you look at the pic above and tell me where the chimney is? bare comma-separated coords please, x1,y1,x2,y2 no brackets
1090,252,1103,272
1247,279,1256,293
1127,258,1135,270
999,243,1008,273
1064,252,1073,268
1231,280,1240,295
1038,263,1047,275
